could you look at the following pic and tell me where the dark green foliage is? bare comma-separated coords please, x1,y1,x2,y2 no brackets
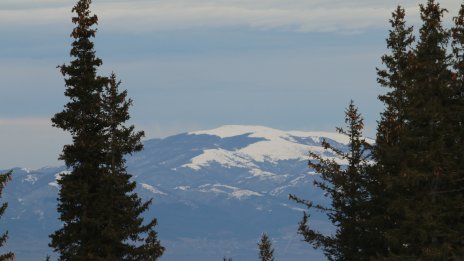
373,5,417,259
138,229,164,261
451,2,464,216
0,170,13,261
49,0,164,260
258,233,274,261
451,6,464,242
373,0,464,259
376,5,415,152
292,1,464,260
223,257,232,261
290,101,374,261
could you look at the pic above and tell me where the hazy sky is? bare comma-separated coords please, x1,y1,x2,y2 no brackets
1,0,461,169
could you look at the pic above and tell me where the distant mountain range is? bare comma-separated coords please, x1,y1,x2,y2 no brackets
1,125,363,260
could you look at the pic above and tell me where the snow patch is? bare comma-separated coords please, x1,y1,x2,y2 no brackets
249,169,274,177
140,183,167,196
175,186,191,191
49,170,71,188
281,203,306,212
231,189,262,200
196,184,262,200
182,148,258,170
48,182,59,188
270,175,309,196
55,171,71,181
184,125,355,171
189,125,356,144
22,174,38,184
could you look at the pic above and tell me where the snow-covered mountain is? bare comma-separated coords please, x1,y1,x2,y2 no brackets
1,125,362,260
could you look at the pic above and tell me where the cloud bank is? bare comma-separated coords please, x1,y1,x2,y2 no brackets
1,0,461,33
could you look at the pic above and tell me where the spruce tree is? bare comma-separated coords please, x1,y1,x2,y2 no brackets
392,1,454,258
373,5,416,259
290,101,374,261
139,230,164,261
50,1,164,260
257,233,274,261
374,0,462,259
376,5,415,169
0,170,13,261
100,73,165,260
450,7,464,249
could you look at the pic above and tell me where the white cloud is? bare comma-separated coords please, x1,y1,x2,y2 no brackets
1,0,461,33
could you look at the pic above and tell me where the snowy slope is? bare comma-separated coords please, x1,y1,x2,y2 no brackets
184,125,358,171
1,125,365,261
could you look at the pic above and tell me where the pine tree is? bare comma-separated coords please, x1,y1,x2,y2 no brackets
392,1,454,258
450,7,464,250
139,230,164,261
374,0,463,259
50,1,164,260
0,170,13,261
376,4,415,173
372,5,416,259
257,233,274,261
101,73,165,260
290,101,374,261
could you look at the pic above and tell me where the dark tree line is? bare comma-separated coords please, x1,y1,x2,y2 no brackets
292,0,464,260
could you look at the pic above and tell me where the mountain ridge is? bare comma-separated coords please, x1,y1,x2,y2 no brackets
2,125,361,260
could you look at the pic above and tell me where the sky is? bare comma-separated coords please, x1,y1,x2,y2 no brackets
1,0,461,169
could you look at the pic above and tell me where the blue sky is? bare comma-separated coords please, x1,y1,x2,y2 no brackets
1,0,460,169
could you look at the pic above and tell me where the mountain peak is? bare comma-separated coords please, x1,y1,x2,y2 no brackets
5,124,352,260
189,124,351,144
183,125,352,172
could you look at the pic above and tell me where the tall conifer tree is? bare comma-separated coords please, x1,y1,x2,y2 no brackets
257,233,274,261
50,1,163,260
373,5,416,259
375,5,415,176
290,101,374,261
450,8,464,250
397,1,454,257
0,170,13,261
375,1,462,259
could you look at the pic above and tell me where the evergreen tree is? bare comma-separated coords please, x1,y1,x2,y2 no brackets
0,170,13,261
101,74,165,260
373,5,416,259
450,7,464,249
374,0,463,259
376,5,415,172
257,233,274,261
290,101,373,261
392,1,453,258
50,1,163,260
139,230,164,261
